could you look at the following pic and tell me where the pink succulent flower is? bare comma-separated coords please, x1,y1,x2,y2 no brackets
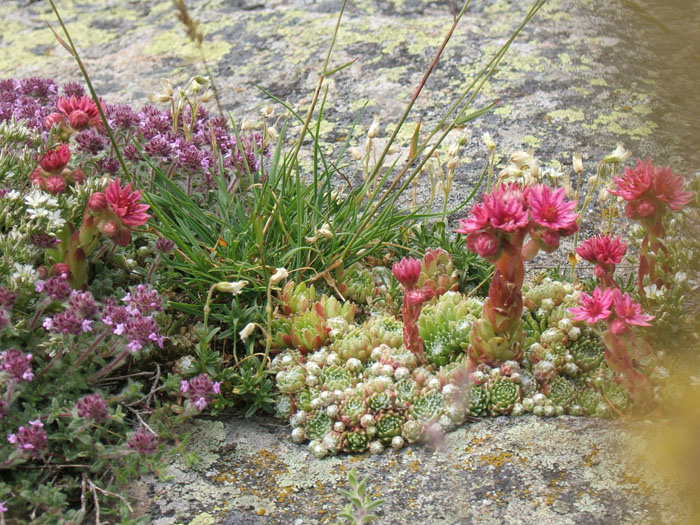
56,95,102,132
651,165,693,211
576,235,627,266
88,178,150,247
392,257,422,289
466,231,500,259
569,287,614,324
610,289,654,334
527,184,578,232
485,189,530,233
39,144,70,173
609,159,653,201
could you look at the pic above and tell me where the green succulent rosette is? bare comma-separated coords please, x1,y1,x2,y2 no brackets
336,264,378,304
467,385,489,417
316,294,355,323
416,248,460,297
469,317,525,365
489,379,520,414
290,309,330,353
402,419,424,443
569,331,605,372
411,389,444,422
545,376,576,407
368,391,393,413
320,366,354,392
395,378,419,404
295,388,316,412
366,314,404,349
270,316,293,349
343,430,370,452
601,379,630,413
340,396,367,425
275,395,294,419
279,281,316,315
418,291,479,367
305,412,332,441
276,365,307,395
335,328,372,362
523,310,548,348
578,387,606,417
376,413,405,444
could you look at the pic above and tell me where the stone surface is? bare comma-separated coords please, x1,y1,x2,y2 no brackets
1,0,698,523
138,416,687,524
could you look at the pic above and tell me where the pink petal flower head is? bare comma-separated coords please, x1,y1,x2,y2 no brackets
466,231,500,259
612,290,654,328
455,202,490,234
57,95,101,131
406,289,425,307
44,112,66,131
104,178,150,228
636,198,657,218
39,144,70,173
532,228,561,253
485,185,530,233
609,159,654,201
527,184,578,233
576,235,627,266
569,287,613,324
652,165,693,211
392,257,422,289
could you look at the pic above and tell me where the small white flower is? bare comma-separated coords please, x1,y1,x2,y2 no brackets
239,323,256,340
214,280,248,295
269,267,288,285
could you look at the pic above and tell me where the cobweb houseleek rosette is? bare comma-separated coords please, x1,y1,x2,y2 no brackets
456,183,578,365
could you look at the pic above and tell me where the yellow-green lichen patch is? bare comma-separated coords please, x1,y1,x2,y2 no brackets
584,110,657,140
520,134,541,149
189,512,216,525
144,30,232,63
173,420,228,471
548,109,586,123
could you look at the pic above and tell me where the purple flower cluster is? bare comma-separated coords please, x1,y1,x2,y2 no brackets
7,419,48,458
102,288,165,351
42,289,99,336
0,348,34,382
0,78,57,131
0,286,16,332
126,426,159,455
75,393,109,421
180,374,221,411
36,273,72,301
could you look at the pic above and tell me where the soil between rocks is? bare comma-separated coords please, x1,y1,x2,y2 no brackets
1,0,698,523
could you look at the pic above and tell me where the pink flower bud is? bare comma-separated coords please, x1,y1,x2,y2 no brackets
29,168,45,188
67,168,85,184
87,192,108,211
637,199,656,218
40,144,70,173
610,318,628,335
44,112,65,130
69,109,90,131
406,289,425,306
594,265,608,279
45,175,67,194
392,257,422,289
101,220,119,238
466,231,499,258
50,263,71,277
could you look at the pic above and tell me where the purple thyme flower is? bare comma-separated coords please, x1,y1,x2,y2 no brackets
47,309,84,335
75,393,109,421
29,233,60,249
126,427,158,455
37,274,72,301
18,77,58,99
62,81,86,98
123,313,164,351
0,348,34,382
144,133,173,162
0,287,17,310
95,156,120,175
155,236,174,253
0,309,8,331
105,103,138,130
123,284,162,315
75,128,107,154
101,297,130,328
7,419,48,458
180,374,221,411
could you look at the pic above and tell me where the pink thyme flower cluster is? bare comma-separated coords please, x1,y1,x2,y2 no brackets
101,294,165,352
456,182,578,260
35,273,72,301
85,177,150,247
576,235,627,288
0,348,34,382
75,393,109,422
0,286,16,332
122,284,163,316
609,160,692,232
29,144,85,195
570,287,654,335
7,419,48,458
42,290,99,336
180,374,221,411
126,427,159,455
